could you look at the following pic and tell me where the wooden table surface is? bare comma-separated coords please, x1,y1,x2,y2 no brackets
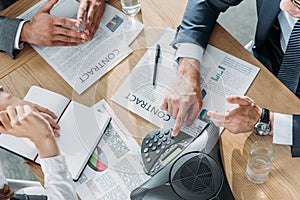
1,0,300,199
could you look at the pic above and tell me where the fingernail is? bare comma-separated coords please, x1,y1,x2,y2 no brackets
171,131,177,137
84,29,89,35
80,33,86,39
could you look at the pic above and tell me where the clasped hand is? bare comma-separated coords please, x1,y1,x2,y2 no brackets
0,105,55,143
0,104,61,158
0,92,60,137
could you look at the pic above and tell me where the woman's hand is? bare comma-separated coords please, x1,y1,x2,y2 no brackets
0,92,60,136
0,105,60,158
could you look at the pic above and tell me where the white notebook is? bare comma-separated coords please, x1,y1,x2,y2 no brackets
0,86,110,181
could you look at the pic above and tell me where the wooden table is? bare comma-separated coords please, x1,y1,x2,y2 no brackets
1,0,300,199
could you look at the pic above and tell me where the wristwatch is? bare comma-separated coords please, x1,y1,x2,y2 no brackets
254,108,271,136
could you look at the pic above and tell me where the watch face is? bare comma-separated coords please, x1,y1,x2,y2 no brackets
255,122,271,136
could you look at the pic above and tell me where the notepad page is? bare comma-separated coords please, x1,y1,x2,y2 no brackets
24,86,70,122
55,101,110,180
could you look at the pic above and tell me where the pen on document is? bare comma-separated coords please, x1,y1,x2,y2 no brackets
153,44,161,86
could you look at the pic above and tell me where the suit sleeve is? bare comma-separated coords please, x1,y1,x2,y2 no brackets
0,16,23,59
291,115,300,157
171,0,243,49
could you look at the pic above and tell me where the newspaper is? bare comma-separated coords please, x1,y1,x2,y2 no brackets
19,0,144,94
111,27,260,137
75,100,149,200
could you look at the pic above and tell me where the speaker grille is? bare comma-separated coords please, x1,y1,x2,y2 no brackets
170,153,222,200
130,187,149,200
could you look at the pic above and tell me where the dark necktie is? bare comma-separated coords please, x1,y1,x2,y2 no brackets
278,19,300,94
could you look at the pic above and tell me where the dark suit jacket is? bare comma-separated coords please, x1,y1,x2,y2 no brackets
172,0,300,157
0,16,22,58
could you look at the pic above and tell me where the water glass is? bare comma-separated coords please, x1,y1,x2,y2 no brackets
120,0,141,16
246,140,275,184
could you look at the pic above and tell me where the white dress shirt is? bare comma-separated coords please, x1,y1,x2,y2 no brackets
175,10,296,145
14,21,25,50
0,155,77,200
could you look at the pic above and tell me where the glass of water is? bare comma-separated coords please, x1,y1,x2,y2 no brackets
120,0,141,16
246,140,275,184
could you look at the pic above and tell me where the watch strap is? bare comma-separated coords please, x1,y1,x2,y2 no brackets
260,108,270,123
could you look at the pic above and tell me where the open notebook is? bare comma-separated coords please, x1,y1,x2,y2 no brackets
0,86,110,181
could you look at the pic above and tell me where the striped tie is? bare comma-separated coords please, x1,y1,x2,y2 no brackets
278,19,300,94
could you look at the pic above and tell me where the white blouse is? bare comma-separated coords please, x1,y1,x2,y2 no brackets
0,155,77,200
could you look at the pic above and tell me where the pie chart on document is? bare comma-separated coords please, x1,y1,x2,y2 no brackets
88,146,108,172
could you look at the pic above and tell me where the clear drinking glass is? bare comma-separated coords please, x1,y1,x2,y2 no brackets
246,140,275,184
120,0,141,16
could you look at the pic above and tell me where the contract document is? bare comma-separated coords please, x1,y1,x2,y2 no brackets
75,100,149,200
19,0,144,94
111,27,260,137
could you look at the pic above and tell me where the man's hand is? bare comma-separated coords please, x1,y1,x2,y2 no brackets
20,0,87,46
0,105,60,158
208,95,263,134
77,0,105,40
161,57,202,137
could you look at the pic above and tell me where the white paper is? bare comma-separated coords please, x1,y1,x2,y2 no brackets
18,1,144,94
24,86,70,121
111,27,260,137
56,101,110,180
75,100,149,200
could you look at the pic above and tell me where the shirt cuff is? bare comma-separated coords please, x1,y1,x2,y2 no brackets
272,113,293,145
174,43,204,63
40,155,69,175
14,20,26,50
